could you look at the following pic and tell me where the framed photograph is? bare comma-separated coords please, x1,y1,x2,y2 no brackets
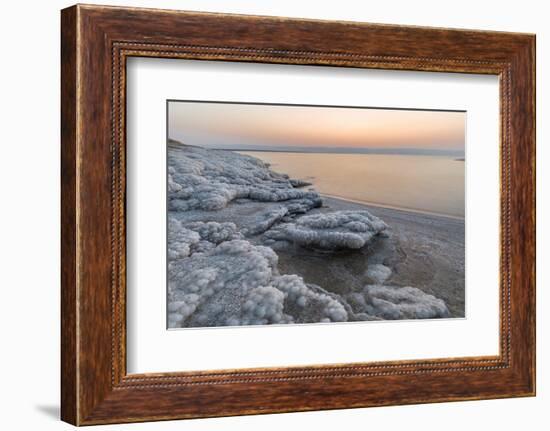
61,4,536,425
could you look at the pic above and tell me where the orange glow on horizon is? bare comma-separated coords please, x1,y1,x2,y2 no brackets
169,102,465,151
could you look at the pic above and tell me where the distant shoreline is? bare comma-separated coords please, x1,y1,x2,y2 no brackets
230,148,464,157
169,139,464,157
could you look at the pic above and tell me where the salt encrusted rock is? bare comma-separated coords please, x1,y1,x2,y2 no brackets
264,210,387,250
365,264,392,284
168,239,350,328
167,143,322,213
166,142,451,326
182,221,242,244
362,285,451,319
272,275,348,323
167,218,200,260
241,206,289,236
168,218,242,261
289,178,312,188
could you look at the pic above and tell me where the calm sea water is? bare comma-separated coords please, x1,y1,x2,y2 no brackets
239,152,465,218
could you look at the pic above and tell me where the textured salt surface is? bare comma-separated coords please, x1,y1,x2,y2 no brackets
167,141,456,328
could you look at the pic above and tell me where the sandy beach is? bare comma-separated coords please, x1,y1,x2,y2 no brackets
166,141,465,328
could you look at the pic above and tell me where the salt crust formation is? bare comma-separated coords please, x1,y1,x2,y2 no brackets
167,142,450,327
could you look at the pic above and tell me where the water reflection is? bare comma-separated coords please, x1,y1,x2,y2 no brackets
239,152,465,218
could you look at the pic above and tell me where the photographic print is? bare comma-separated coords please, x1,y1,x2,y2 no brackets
60,7,536,422
167,101,465,329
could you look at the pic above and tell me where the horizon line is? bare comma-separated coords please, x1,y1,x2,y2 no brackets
168,139,465,157
221,147,464,156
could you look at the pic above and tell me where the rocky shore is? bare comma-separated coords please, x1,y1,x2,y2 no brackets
167,140,464,328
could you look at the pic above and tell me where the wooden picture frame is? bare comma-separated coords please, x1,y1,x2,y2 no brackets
61,4,536,425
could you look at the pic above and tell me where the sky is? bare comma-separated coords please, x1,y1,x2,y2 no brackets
168,101,465,156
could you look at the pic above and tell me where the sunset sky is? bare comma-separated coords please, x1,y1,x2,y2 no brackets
168,101,465,155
